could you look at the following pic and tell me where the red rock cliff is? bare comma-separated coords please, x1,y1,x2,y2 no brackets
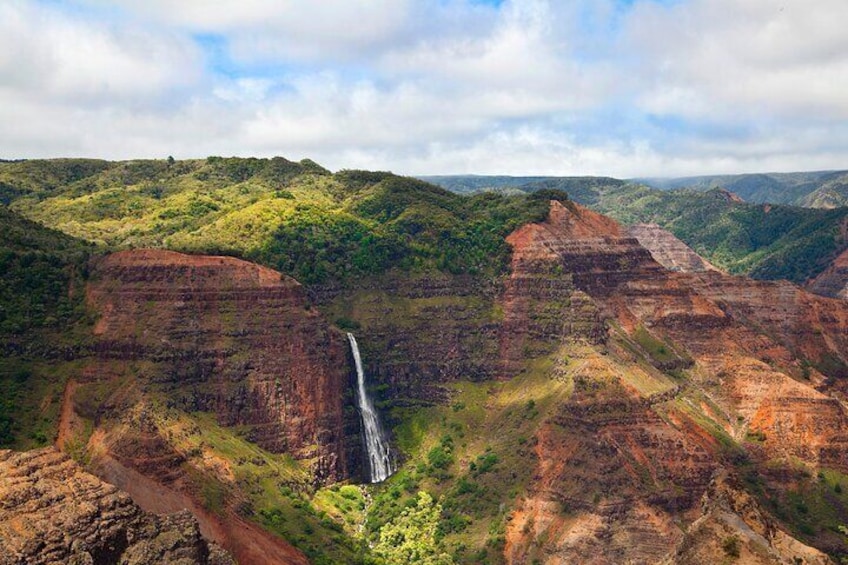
503,200,848,564
86,249,356,482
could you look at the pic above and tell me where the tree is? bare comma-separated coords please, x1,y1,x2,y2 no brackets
373,491,454,565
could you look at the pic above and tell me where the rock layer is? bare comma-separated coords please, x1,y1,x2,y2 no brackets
86,249,356,483
502,200,848,564
808,248,848,300
626,223,719,273
0,447,233,565
665,473,832,565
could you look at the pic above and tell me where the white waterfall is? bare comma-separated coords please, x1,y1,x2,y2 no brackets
347,333,395,483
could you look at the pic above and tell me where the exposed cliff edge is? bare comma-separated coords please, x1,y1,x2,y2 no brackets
808,248,848,300
502,200,848,564
85,249,356,483
0,447,234,565
626,223,720,273
665,473,832,565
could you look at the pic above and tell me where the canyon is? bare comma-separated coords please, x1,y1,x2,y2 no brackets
3,192,848,564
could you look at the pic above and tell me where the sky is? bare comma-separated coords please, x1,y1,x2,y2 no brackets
1,0,847,177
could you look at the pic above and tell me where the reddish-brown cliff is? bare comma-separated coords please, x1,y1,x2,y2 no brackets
0,447,234,565
626,223,720,273
502,200,848,563
808,247,848,300
86,249,355,482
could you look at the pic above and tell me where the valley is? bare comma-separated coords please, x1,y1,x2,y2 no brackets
2,158,848,564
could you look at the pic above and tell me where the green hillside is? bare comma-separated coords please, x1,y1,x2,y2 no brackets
0,205,95,449
590,187,848,283
6,158,846,286
0,205,93,337
2,158,554,285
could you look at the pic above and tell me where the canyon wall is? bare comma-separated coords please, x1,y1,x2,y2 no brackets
809,248,848,300
85,249,357,483
501,201,848,564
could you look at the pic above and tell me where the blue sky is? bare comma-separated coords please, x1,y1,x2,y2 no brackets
1,0,847,177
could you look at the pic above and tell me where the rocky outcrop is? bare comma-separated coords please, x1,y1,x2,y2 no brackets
665,473,832,565
808,248,848,300
626,223,719,273
86,249,356,483
0,447,233,565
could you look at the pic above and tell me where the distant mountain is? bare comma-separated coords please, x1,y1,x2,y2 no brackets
417,175,555,194
421,174,625,196
637,170,848,208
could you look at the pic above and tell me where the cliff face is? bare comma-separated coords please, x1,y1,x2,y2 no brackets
0,447,233,565
86,249,356,483
61,249,353,564
808,248,848,300
665,473,831,565
626,223,720,273
502,201,848,564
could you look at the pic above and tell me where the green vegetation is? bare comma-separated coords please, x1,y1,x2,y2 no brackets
8,158,845,285
0,206,93,335
362,349,574,563
429,174,848,284
372,491,454,565
1,158,554,285
0,206,95,448
722,535,741,558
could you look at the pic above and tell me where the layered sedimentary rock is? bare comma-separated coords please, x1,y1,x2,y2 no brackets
666,474,831,565
626,223,719,273
0,447,233,565
86,249,355,482
502,200,848,564
808,248,848,300
315,274,505,403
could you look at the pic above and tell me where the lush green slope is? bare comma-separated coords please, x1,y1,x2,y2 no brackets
0,206,93,335
2,158,553,285
6,156,844,286
0,205,95,449
581,185,848,283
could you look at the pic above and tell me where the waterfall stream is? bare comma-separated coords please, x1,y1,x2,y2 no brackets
347,333,395,483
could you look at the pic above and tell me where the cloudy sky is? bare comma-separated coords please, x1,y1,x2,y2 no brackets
1,0,847,177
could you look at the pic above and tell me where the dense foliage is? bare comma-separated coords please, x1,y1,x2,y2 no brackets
1,158,552,285
0,206,92,335
372,491,454,565
0,206,94,448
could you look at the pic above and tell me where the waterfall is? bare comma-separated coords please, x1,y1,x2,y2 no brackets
347,333,395,483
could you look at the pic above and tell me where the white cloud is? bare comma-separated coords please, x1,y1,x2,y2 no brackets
625,0,848,120
2,0,848,177
0,1,201,103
